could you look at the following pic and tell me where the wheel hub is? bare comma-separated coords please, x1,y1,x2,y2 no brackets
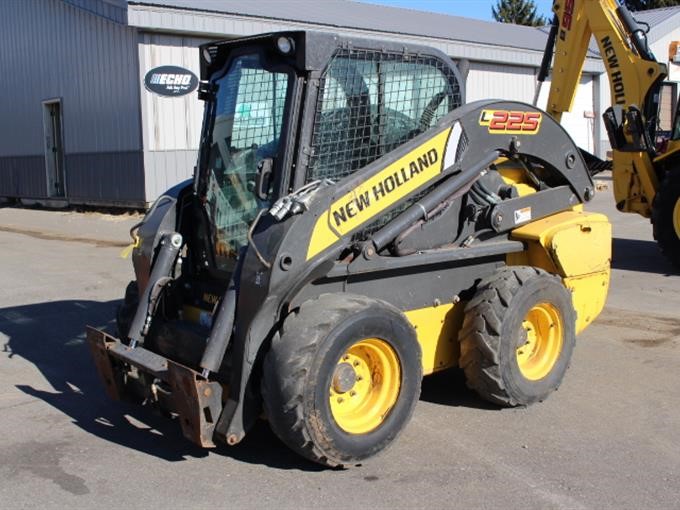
673,197,680,239
328,338,401,435
516,303,564,381
332,362,357,393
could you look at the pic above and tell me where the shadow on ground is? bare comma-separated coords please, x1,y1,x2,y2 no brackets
0,299,324,471
419,368,498,410
612,237,677,274
1,299,493,470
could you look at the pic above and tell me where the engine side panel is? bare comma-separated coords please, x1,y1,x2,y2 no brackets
507,210,612,333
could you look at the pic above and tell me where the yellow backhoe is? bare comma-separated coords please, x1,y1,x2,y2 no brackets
539,0,680,267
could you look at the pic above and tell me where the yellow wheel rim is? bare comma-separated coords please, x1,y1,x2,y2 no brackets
516,303,564,381
673,197,680,239
329,338,401,435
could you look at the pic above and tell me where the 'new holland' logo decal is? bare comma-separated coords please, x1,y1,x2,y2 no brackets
306,127,459,260
330,148,439,229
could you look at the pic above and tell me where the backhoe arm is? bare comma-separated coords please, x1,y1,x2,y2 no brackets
547,0,665,121
543,0,668,216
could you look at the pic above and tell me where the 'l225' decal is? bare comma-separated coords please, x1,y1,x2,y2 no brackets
479,110,542,135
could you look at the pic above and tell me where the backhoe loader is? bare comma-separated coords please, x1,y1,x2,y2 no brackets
539,0,680,268
87,31,611,467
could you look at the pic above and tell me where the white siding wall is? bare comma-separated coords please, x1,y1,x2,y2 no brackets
466,62,536,103
135,46,600,201
651,30,680,83
127,4,605,74
138,33,213,201
467,63,596,154
538,76,596,153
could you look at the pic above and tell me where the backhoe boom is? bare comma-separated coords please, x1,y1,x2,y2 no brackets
542,0,680,268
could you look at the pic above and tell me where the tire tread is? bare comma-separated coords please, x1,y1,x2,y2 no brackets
262,294,414,467
459,266,565,407
651,169,680,270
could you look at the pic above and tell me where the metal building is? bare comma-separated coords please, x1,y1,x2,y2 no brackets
1,0,679,208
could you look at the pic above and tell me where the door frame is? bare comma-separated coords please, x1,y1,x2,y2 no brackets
42,97,67,198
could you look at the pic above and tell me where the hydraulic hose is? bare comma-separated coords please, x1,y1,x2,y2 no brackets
534,16,558,107
617,4,655,62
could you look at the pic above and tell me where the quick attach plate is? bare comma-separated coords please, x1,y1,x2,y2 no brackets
85,326,223,448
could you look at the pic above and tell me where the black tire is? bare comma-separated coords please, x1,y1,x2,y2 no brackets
116,281,139,340
261,293,422,467
652,169,680,270
459,266,576,407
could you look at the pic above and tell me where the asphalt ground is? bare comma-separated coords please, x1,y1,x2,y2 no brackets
0,184,679,509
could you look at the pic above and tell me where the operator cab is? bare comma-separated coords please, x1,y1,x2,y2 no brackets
196,38,298,273
656,96,680,154
672,100,680,141
192,32,464,275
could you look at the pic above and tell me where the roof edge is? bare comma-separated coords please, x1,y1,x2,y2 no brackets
127,0,553,54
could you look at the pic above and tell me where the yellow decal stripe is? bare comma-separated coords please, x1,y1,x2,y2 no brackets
306,128,452,260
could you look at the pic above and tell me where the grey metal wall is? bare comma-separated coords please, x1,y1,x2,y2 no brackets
0,0,145,204
63,0,127,24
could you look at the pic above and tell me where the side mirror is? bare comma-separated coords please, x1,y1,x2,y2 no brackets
255,158,274,200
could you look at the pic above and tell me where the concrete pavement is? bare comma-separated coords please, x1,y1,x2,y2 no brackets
0,207,142,247
0,187,678,510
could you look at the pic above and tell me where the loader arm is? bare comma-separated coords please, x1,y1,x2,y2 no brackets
542,0,668,216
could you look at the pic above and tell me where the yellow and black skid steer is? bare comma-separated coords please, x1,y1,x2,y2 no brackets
87,31,611,467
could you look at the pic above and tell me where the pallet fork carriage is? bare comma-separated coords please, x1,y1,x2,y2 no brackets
87,31,611,466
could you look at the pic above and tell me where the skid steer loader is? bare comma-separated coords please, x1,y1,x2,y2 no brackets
87,31,611,467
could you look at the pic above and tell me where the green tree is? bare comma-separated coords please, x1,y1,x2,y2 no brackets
492,0,547,26
624,0,680,9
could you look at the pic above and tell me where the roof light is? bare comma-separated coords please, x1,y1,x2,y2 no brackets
276,36,295,56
